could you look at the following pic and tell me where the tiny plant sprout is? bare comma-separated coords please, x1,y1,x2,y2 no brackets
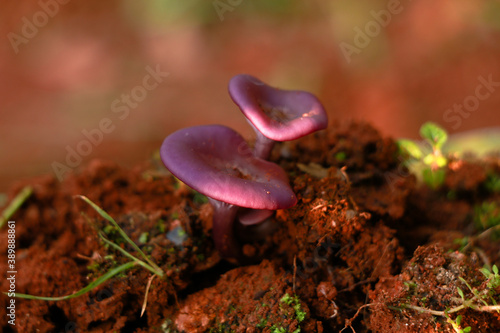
397,122,449,189
228,74,328,159
160,124,297,259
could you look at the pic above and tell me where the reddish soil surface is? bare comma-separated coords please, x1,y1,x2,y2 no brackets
1,120,500,332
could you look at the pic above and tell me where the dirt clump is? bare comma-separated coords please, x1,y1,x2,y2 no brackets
0,120,499,332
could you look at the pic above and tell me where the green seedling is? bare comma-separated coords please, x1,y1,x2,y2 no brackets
398,122,448,189
479,265,500,293
5,196,164,315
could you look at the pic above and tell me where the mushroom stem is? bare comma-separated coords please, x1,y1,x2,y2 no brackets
250,122,275,160
236,217,278,242
208,198,241,258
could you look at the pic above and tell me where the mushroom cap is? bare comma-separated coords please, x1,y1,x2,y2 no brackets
228,74,328,141
160,125,297,210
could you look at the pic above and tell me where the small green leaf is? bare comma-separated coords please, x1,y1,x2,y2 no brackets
457,287,465,300
397,139,423,159
494,265,499,275
479,267,491,278
456,315,462,325
436,155,447,168
463,326,471,333
420,122,448,149
138,232,149,244
423,154,434,166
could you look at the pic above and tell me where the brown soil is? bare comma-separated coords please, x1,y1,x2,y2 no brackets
1,120,500,332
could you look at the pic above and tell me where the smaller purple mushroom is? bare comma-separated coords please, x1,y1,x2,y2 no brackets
228,74,328,159
160,124,296,259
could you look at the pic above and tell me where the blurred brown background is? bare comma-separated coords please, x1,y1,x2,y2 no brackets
1,0,499,192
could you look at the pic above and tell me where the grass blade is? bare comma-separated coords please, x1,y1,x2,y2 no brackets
76,195,163,274
98,233,162,276
99,232,140,262
9,261,136,301
0,186,32,229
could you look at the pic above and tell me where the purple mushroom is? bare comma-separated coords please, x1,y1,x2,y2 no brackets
228,74,328,159
160,124,297,259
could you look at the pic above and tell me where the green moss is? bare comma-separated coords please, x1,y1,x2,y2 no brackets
335,151,347,161
256,317,268,328
102,225,127,246
86,262,100,272
279,293,306,328
280,293,293,305
156,219,167,233
208,322,235,333
271,326,286,333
